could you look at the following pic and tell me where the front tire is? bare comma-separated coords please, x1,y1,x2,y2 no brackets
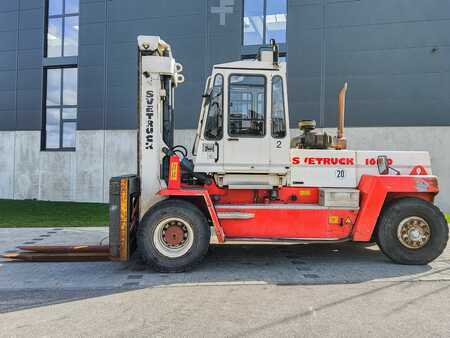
376,198,449,265
137,199,210,272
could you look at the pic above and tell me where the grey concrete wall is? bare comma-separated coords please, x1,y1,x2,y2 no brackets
0,130,136,203
0,132,15,197
2,128,449,212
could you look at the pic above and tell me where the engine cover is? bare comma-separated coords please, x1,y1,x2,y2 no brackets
289,149,432,188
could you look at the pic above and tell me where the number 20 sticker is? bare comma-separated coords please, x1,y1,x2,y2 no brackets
335,168,345,179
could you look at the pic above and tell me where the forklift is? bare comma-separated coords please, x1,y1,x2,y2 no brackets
5,36,448,272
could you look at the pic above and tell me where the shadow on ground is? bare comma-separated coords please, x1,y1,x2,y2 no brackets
125,242,433,285
1,242,439,314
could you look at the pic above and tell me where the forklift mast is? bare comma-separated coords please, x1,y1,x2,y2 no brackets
137,36,184,218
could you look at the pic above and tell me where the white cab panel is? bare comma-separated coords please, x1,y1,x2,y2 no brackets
223,137,271,172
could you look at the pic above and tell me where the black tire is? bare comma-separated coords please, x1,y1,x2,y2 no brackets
376,198,449,265
137,199,210,272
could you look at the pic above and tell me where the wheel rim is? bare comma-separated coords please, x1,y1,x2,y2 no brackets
153,217,194,258
397,216,431,249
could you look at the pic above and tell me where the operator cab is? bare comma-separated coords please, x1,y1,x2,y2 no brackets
193,42,290,188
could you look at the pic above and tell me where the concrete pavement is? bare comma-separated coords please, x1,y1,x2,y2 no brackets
0,227,449,337
2,281,450,337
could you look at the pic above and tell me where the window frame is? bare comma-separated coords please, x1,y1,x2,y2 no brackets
241,0,287,47
41,65,78,151
271,75,286,139
204,73,225,141
44,0,80,58
227,73,267,138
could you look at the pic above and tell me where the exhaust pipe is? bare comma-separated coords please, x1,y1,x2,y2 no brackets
336,82,348,149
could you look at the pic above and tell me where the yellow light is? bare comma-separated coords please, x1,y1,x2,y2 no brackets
170,162,178,181
328,215,340,225
119,179,128,260
299,190,311,196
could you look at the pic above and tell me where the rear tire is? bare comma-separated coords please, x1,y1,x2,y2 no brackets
376,198,448,265
137,199,210,272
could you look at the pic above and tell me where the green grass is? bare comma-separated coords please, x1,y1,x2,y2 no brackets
0,199,448,228
0,199,109,227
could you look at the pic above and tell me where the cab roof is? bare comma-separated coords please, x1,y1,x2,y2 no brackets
213,59,286,72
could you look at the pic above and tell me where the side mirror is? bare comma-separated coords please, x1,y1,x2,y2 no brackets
377,155,389,175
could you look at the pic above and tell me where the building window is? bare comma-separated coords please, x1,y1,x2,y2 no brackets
243,0,286,46
46,0,79,57
43,0,79,150
44,67,78,150
229,75,266,137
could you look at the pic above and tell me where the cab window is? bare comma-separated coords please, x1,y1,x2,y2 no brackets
204,74,224,140
229,75,266,137
271,75,286,138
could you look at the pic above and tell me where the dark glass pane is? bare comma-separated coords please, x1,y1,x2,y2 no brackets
266,0,287,44
49,0,63,16
213,74,223,86
62,122,76,148
271,76,286,138
47,18,62,57
229,75,266,137
46,68,61,106
64,16,78,56
62,108,77,119
65,0,79,14
46,108,60,149
243,0,264,46
204,74,224,140
63,68,78,105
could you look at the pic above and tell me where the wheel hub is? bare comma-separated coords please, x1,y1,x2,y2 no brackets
397,217,431,249
153,217,194,258
163,223,187,247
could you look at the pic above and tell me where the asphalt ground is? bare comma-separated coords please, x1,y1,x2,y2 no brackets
1,227,449,337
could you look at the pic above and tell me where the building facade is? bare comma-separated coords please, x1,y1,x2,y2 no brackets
0,0,449,210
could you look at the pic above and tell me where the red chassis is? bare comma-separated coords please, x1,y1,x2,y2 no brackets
161,156,439,244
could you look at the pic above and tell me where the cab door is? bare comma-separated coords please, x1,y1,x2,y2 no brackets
223,74,270,172
269,74,290,174
194,73,224,173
